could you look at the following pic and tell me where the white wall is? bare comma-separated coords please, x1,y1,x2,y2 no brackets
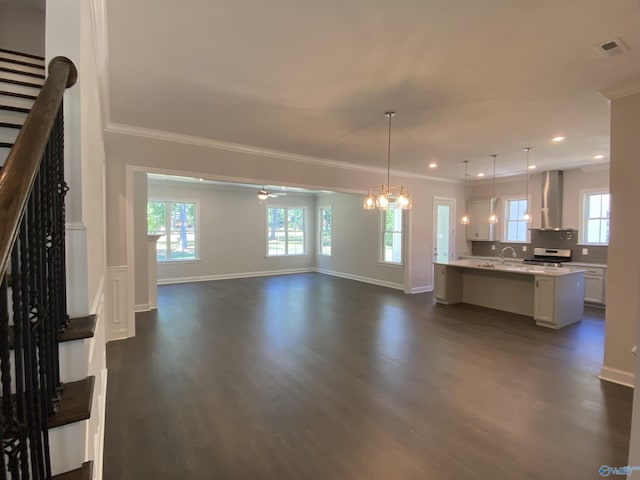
603,92,640,386
604,91,640,474
79,0,107,313
315,192,404,288
147,179,316,283
104,130,467,303
45,1,109,477
133,173,148,308
0,3,45,56
469,167,609,238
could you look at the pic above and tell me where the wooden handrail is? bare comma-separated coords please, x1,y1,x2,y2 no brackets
0,56,77,280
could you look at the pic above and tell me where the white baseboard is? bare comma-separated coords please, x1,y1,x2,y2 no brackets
409,285,433,294
316,268,404,291
157,268,315,285
94,368,107,480
599,366,635,388
135,303,151,313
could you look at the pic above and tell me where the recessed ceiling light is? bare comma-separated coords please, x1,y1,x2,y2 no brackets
593,154,605,160
429,162,437,168
477,173,485,177
551,136,565,142
199,178,204,181
528,165,537,170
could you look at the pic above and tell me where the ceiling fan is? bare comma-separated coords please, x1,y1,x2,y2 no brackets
257,188,287,200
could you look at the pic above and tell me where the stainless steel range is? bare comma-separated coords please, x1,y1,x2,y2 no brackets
523,248,572,267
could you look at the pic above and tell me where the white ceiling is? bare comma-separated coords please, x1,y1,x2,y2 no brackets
106,0,640,180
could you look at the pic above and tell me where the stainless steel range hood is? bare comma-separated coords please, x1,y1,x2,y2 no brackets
531,170,574,231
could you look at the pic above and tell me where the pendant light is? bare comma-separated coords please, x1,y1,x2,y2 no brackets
523,147,532,222
488,154,498,224
461,160,470,224
363,111,411,210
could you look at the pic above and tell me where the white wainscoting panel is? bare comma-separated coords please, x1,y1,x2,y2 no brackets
106,266,130,341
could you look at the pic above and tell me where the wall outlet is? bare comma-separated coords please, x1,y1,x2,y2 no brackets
491,244,496,250
582,248,588,255
522,245,527,252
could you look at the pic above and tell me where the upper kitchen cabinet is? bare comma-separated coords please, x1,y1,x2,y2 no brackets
466,198,497,241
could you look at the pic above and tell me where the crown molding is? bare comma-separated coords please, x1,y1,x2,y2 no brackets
599,78,640,100
105,122,457,184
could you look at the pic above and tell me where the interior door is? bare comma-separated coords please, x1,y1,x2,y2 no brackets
433,197,456,263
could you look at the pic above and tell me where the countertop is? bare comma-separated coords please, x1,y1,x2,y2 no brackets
458,255,607,269
437,259,586,277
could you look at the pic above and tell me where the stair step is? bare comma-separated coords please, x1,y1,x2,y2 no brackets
0,72,43,89
0,89,38,101
0,80,40,98
59,315,98,343
48,376,95,429
0,103,30,114
8,315,97,350
0,60,44,77
0,93,33,111
52,461,93,480
0,147,8,166
0,55,45,70
0,127,18,144
0,47,45,64
0,65,45,80
0,109,28,124
0,120,21,130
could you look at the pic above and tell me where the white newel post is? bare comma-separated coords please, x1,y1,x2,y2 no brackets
147,235,162,310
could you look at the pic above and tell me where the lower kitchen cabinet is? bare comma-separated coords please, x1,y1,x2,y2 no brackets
533,274,585,329
534,277,555,324
569,265,606,305
434,264,462,304
584,268,605,305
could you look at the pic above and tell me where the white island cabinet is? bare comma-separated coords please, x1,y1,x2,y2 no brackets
434,264,462,304
434,260,585,329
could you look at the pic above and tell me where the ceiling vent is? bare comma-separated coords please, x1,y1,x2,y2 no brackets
596,38,628,57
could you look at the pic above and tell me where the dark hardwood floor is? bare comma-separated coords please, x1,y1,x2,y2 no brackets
104,273,632,480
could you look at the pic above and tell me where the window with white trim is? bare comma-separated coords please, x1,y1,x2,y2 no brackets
581,191,610,245
503,197,530,243
147,200,197,262
267,207,305,256
381,202,402,264
319,207,332,256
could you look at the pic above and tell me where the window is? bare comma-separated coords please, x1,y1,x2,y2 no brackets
503,197,530,243
581,191,609,245
267,207,305,256
319,207,332,256
147,200,197,262
381,202,402,264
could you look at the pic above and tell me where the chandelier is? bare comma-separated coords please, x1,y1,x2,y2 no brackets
363,112,411,210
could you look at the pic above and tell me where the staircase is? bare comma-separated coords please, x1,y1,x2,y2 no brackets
0,48,43,168
0,48,103,479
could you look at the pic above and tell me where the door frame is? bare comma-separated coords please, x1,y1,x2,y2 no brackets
432,196,456,264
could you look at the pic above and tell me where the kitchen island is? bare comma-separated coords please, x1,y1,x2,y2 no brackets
434,259,585,329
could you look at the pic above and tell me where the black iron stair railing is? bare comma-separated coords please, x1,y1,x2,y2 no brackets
0,56,77,479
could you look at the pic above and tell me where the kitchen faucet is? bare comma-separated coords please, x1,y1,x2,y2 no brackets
499,246,517,264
